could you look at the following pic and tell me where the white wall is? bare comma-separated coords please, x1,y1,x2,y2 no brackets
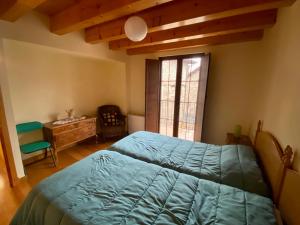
3,39,127,124
126,42,264,144
0,11,128,63
0,11,129,177
251,0,300,171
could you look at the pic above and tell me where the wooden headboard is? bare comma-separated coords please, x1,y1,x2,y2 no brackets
279,169,300,225
254,120,293,204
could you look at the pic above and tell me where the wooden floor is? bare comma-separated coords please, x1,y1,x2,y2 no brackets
0,140,113,225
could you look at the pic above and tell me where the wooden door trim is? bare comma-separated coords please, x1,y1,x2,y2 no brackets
0,127,14,186
158,57,163,132
194,53,210,141
172,58,182,137
145,59,161,132
159,53,205,61
200,54,211,142
0,89,19,187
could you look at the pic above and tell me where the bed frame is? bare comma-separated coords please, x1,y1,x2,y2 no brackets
278,168,300,225
254,120,293,205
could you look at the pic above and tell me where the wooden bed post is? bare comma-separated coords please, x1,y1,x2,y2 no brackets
254,120,262,146
276,145,293,204
282,145,293,167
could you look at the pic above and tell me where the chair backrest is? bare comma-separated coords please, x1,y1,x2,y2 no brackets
97,105,122,127
16,121,43,134
98,105,121,115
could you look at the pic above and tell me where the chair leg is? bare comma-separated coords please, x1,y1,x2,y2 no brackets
49,147,57,167
95,134,99,144
44,148,48,159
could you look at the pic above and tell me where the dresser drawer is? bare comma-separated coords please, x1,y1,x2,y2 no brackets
52,118,96,135
54,123,96,148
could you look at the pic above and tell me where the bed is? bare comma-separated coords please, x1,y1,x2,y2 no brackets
110,121,292,201
110,131,271,197
11,150,276,225
11,121,292,225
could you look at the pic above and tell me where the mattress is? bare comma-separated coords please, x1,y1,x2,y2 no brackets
110,131,269,197
11,150,275,225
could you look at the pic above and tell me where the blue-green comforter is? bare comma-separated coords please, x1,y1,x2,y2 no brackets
11,150,275,225
110,131,269,197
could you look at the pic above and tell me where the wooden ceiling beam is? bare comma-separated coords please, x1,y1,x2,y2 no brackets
109,10,277,50
86,0,294,43
126,30,264,55
0,0,47,21
50,0,173,35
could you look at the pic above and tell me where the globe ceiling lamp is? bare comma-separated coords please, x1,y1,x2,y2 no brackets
124,16,148,42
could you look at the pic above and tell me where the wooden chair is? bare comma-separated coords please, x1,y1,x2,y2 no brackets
16,121,56,167
97,105,127,140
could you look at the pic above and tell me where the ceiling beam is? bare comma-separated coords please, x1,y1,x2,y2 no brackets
109,10,277,50
126,30,264,55
50,0,173,35
86,0,294,43
0,0,47,22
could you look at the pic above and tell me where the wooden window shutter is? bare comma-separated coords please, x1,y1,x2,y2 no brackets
145,59,160,132
194,53,210,141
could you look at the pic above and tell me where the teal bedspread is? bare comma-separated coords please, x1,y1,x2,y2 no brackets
110,131,269,197
11,150,275,225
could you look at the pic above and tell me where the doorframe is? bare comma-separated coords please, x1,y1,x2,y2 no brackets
158,53,206,138
0,39,24,187
0,89,19,187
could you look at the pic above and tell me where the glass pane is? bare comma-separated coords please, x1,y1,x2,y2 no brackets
186,124,195,141
168,81,176,101
178,57,202,141
166,119,174,137
161,82,168,100
178,121,185,139
160,101,167,119
159,59,177,137
161,60,177,81
169,60,177,81
182,58,201,81
161,61,170,81
167,101,175,120
186,103,196,124
179,102,187,122
180,82,186,102
179,103,196,124
188,82,199,103
159,119,167,135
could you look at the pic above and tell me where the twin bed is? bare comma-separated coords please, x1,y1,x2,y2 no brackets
11,121,295,225
111,131,269,197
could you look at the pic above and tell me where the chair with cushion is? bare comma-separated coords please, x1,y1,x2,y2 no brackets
16,121,56,166
97,105,127,140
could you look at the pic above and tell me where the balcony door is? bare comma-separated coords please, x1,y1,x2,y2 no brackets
145,53,210,141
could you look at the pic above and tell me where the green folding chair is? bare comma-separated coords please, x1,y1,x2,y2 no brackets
16,121,56,167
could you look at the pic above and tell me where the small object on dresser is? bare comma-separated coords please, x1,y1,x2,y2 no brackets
234,125,242,138
66,109,75,119
52,116,87,125
226,133,252,146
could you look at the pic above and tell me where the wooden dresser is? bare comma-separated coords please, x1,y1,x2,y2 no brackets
44,117,97,157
